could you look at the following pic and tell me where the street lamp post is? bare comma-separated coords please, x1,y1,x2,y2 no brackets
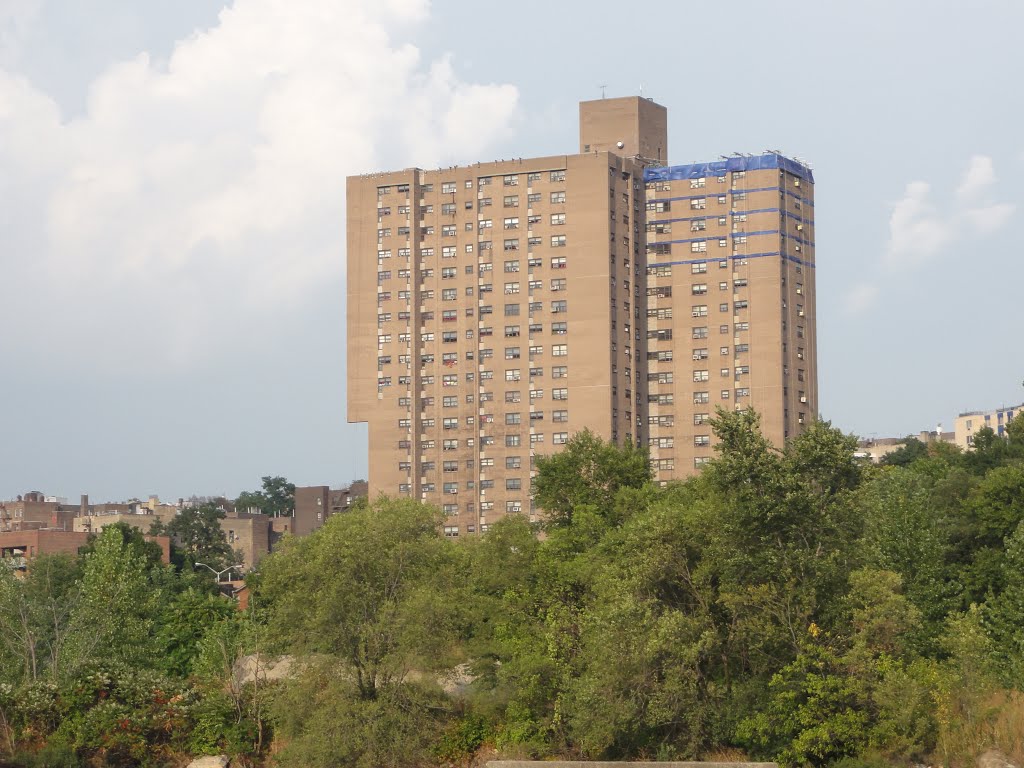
194,562,242,583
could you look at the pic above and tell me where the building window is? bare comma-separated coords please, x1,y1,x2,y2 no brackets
553,432,569,445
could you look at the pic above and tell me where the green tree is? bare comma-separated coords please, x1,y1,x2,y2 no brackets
0,554,81,684
62,526,165,676
162,503,235,571
1006,412,1024,451
260,496,464,697
155,586,236,678
954,464,1024,602
559,492,723,759
879,437,929,467
258,497,467,766
272,659,449,768
932,608,1002,765
740,571,934,767
533,429,651,529
236,476,295,518
79,521,164,567
190,609,272,759
982,520,1024,688
738,632,871,767
702,410,864,662
962,426,1012,474
859,468,956,649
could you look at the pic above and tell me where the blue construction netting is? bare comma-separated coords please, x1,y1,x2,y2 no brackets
644,153,814,184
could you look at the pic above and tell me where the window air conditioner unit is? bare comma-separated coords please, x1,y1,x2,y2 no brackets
800,396,807,403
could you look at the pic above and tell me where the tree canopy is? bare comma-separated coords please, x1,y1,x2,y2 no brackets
237,476,295,518
4,413,1024,767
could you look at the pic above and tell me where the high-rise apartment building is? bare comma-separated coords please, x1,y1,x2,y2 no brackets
347,97,817,534
642,155,817,481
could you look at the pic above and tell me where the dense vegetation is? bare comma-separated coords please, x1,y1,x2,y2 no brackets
2,410,1023,767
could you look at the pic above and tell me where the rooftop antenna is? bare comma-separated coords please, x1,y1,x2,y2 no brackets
639,83,643,97
599,84,607,99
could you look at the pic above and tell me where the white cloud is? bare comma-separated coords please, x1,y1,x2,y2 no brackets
964,202,1016,234
0,0,519,368
885,181,954,266
885,155,1015,268
956,154,996,202
843,282,880,314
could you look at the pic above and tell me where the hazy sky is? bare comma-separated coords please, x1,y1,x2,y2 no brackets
2,0,1022,503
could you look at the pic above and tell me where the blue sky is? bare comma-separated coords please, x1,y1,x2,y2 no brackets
1,0,1021,502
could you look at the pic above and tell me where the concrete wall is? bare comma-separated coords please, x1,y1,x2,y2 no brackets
0,529,170,564
579,95,669,163
0,500,75,532
955,404,1022,449
294,485,329,537
73,511,176,534
222,513,272,571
